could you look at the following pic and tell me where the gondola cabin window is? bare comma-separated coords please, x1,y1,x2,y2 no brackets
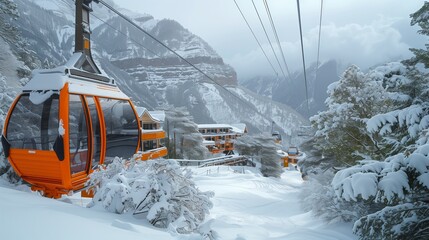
85,96,102,169
98,97,139,163
69,95,90,174
6,93,59,150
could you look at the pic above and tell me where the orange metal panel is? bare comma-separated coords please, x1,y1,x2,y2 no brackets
141,130,166,141
211,149,221,154
93,96,106,165
60,84,72,189
81,188,94,198
139,147,168,160
130,100,142,155
84,39,90,50
9,149,63,186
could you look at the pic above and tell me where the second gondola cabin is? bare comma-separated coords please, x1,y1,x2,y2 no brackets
2,53,141,198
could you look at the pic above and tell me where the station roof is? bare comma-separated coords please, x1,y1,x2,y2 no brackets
198,123,247,134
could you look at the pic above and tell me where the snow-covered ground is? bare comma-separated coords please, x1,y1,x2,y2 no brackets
0,166,356,240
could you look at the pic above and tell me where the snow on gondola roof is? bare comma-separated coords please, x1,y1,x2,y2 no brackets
22,53,128,99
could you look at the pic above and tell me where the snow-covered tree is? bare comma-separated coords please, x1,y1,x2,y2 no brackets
87,155,214,235
300,167,379,223
353,202,429,239
164,108,209,160
0,0,19,45
0,0,34,183
310,65,391,165
362,62,420,159
299,59,429,238
325,3,429,239
0,74,20,183
0,0,39,78
333,148,429,239
298,137,383,223
235,134,283,178
406,1,429,68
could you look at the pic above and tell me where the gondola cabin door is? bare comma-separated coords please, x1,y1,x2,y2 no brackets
68,94,92,182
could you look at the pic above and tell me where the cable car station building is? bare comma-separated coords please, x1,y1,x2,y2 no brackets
135,107,167,160
198,124,247,154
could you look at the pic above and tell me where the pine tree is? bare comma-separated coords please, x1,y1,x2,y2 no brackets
0,0,40,78
0,0,35,183
0,74,20,183
310,65,390,165
164,108,209,160
235,134,283,178
332,3,429,239
0,0,19,45
406,1,429,68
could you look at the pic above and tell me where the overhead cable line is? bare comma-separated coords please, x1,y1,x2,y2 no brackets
314,0,324,81
61,0,165,60
91,12,161,58
94,0,280,124
262,0,292,81
63,0,197,83
97,0,229,87
233,0,278,77
296,0,310,112
251,0,287,81
58,0,281,128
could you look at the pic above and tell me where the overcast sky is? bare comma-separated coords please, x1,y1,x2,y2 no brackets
112,0,426,80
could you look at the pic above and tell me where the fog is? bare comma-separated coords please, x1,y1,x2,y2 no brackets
113,0,425,80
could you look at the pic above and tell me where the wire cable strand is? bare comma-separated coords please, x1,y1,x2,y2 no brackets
296,0,310,112
233,0,278,77
94,0,280,125
262,0,292,81
315,0,324,81
251,0,287,81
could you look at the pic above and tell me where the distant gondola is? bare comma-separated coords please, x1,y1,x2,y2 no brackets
272,131,282,144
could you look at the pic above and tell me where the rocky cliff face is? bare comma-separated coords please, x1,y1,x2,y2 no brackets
92,16,237,105
6,0,308,136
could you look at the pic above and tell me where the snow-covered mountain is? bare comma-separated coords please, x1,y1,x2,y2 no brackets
0,37,22,89
7,0,308,135
241,60,340,118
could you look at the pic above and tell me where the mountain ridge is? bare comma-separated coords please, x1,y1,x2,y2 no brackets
5,0,309,138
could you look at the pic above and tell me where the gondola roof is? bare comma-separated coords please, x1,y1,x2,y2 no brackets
22,52,128,99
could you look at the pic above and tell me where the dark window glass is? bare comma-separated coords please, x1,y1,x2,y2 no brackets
6,93,59,150
142,123,157,130
143,140,157,151
69,95,89,174
86,97,101,169
98,98,139,163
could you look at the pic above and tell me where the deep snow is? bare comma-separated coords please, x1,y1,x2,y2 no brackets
0,166,356,240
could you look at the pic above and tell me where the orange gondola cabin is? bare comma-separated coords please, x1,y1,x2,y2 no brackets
1,0,144,198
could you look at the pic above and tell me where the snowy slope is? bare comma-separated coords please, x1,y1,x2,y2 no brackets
0,167,355,240
0,185,171,239
0,38,22,89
